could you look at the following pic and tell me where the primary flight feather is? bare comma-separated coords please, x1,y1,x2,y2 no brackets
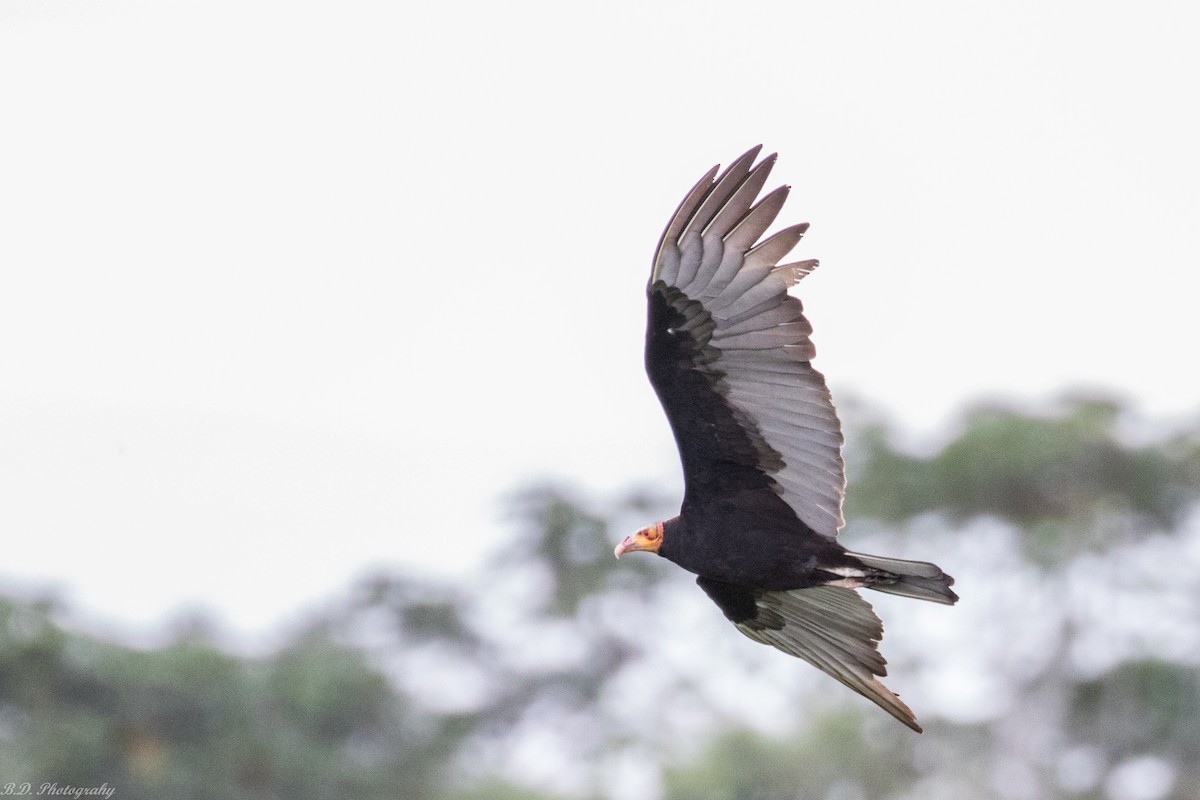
615,146,957,733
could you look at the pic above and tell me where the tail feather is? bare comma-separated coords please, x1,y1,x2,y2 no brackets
846,551,959,605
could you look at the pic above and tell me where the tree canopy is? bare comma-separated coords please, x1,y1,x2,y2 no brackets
2,395,1198,799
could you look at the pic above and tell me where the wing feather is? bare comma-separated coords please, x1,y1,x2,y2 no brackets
674,229,705,290
744,225,811,272
646,149,845,539
702,156,777,240
678,147,765,243
654,241,683,287
738,587,922,732
679,231,726,297
722,185,790,254
713,322,815,351
718,300,804,336
652,166,721,285
698,578,923,732
715,273,797,320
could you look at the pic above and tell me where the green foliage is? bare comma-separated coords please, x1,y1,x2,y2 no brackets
444,780,574,800
1070,659,1200,762
0,599,421,800
663,714,920,800
846,396,1200,564
498,483,670,616
3,397,1199,800
0,483,679,799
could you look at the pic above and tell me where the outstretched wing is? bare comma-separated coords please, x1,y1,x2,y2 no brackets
646,146,844,539
698,577,922,732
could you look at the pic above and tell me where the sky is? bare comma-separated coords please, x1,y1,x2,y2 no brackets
2,0,1199,642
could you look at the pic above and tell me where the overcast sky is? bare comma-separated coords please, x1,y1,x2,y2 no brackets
2,0,1198,640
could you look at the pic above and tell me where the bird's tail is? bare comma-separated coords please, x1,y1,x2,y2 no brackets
845,551,959,605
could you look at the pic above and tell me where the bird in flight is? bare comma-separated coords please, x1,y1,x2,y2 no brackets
614,146,957,732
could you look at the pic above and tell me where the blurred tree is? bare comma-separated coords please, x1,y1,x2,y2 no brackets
1065,659,1200,799
0,484,683,800
0,596,442,799
2,396,1198,800
330,482,690,795
658,395,1200,800
845,394,1200,565
661,713,920,800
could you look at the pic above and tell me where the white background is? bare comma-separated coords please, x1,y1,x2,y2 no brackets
3,0,1197,640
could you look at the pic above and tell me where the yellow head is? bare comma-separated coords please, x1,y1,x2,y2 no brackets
614,521,664,558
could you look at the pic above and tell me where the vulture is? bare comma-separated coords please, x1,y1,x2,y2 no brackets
614,147,957,733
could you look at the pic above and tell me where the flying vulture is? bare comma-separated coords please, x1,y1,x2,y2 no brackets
614,147,957,733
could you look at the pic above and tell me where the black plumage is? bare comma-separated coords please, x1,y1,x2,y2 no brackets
615,147,958,733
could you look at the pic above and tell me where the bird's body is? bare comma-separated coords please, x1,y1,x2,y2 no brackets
660,501,850,590
615,147,957,732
